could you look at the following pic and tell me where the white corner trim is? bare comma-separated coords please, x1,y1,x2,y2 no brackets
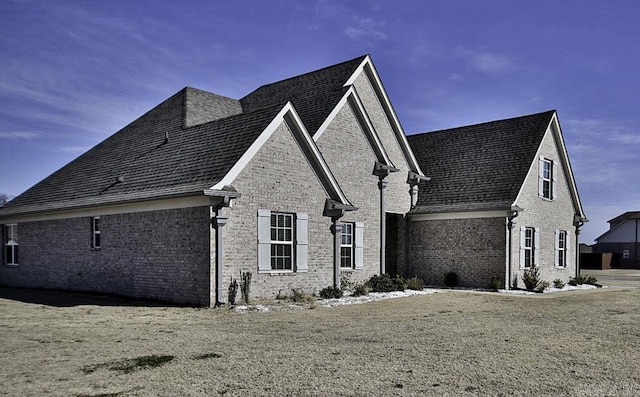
410,210,511,221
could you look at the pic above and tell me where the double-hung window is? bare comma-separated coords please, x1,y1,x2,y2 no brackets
258,209,308,273
92,217,101,249
539,157,557,200
340,223,354,269
4,224,18,265
270,213,294,270
520,226,539,268
555,230,570,268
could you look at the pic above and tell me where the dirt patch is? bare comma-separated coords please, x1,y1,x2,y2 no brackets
1,287,639,396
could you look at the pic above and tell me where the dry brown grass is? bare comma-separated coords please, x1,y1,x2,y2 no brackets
1,287,639,396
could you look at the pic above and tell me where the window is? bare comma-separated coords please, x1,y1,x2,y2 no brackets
92,217,101,249
520,226,539,268
538,157,557,200
555,230,569,268
270,213,293,270
340,223,354,269
257,209,307,273
4,224,18,265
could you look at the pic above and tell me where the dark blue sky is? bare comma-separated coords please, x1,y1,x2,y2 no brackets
1,0,639,243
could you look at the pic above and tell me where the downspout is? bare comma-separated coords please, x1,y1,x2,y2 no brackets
205,188,240,307
507,206,523,290
573,214,587,277
373,161,399,275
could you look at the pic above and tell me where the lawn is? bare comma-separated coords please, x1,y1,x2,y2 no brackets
1,287,639,396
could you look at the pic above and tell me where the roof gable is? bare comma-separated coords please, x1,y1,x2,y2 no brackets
408,110,555,213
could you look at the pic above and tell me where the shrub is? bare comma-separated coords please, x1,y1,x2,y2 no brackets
569,275,598,286
489,277,504,291
522,267,541,291
290,288,315,303
352,283,370,296
553,278,565,289
228,277,238,305
240,271,252,304
444,272,458,288
538,280,550,291
366,274,406,292
406,277,424,291
319,286,343,299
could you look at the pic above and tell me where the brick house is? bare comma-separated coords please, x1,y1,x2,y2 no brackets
593,212,640,269
0,55,426,306
406,111,587,289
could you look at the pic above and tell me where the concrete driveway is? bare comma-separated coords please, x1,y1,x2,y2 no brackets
581,269,640,288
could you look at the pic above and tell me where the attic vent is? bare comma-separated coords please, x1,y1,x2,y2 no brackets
164,131,169,144
116,176,125,183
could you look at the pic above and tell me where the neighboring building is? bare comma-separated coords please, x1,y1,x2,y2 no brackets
406,111,587,289
0,55,588,304
0,55,425,306
593,212,640,268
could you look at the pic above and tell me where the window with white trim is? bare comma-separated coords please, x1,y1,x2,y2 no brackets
539,157,557,200
257,209,308,273
555,230,568,268
520,226,539,268
340,223,354,269
92,217,101,249
270,213,293,270
4,224,18,265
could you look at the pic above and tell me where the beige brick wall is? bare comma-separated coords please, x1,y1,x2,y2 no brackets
408,217,507,287
0,207,212,305
510,127,579,287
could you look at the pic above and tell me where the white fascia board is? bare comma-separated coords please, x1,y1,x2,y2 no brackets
313,88,350,141
410,210,511,221
211,104,293,191
348,89,393,166
211,102,351,206
549,112,586,219
344,56,425,177
0,195,212,224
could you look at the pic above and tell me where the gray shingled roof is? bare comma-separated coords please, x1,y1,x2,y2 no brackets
241,55,367,134
1,56,367,217
407,110,556,213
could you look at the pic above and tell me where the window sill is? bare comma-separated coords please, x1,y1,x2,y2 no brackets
4,263,19,267
258,270,297,276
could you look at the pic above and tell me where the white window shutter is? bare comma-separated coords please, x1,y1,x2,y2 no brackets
554,230,560,267
538,157,544,198
566,231,571,267
551,160,558,200
354,222,364,270
519,226,526,267
296,213,308,272
534,227,540,267
257,209,271,272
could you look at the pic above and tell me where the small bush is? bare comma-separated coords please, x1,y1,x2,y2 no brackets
352,283,370,296
553,278,565,289
522,267,541,291
319,286,343,299
240,271,252,304
366,274,406,292
538,280,550,291
228,277,238,305
569,275,598,286
290,288,315,303
444,272,458,288
489,277,504,291
406,277,424,291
